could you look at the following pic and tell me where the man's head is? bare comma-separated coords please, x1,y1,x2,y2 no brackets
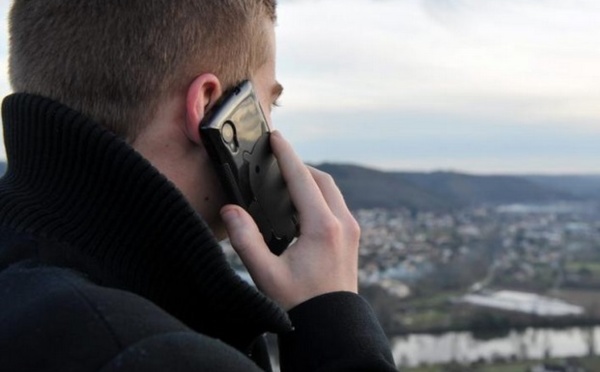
9,0,277,141
8,0,283,238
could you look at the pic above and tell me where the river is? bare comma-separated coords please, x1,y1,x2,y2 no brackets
392,326,600,368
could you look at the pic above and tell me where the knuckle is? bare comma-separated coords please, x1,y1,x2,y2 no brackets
348,216,361,241
320,172,336,186
315,216,342,242
322,170,334,181
312,168,335,184
309,213,361,247
230,227,260,254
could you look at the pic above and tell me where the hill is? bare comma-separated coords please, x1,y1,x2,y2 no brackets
315,163,458,211
525,175,600,200
398,171,574,206
315,163,589,211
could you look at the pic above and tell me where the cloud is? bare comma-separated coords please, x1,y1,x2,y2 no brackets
276,109,600,174
277,0,600,130
273,0,600,173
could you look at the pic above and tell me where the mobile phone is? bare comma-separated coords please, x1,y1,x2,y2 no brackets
200,80,299,255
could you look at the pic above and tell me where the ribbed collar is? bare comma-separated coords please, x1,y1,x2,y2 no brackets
0,93,292,348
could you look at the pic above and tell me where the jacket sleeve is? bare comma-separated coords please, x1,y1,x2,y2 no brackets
278,292,397,371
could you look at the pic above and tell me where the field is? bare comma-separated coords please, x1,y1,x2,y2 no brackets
404,356,600,371
549,289,600,318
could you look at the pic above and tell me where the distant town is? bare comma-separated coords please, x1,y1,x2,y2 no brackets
355,201,600,333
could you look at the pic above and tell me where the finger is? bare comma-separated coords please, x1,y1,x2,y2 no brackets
270,131,330,217
220,204,276,279
306,166,360,241
307,167,350,213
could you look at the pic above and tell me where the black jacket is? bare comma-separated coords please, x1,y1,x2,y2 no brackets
0,94,396,371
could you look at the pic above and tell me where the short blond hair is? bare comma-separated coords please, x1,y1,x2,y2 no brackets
9,0,277,140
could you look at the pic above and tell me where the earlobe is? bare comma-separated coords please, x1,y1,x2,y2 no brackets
185,74,223,144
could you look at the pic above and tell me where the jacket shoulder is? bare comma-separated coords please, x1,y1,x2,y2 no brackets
0,264,252,371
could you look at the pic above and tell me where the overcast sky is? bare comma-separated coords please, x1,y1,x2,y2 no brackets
1,0,598,174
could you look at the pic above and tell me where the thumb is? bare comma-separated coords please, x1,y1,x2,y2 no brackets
220,205,275,278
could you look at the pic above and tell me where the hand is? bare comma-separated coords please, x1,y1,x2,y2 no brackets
220,131,360,310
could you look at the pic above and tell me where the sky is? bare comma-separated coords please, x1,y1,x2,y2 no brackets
0,0,598,175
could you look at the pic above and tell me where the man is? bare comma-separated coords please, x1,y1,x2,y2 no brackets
0,1,396,371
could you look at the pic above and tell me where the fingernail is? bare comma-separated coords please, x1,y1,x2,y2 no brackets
221,206,241,223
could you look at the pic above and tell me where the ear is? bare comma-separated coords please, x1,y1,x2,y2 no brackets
185,73,223,144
